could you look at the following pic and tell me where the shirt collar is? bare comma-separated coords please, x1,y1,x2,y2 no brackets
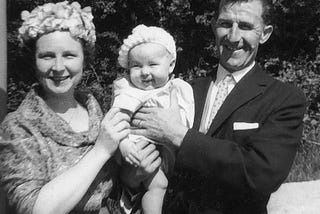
216,62,255,84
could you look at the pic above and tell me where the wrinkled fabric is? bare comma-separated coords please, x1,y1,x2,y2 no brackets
113,77,194,128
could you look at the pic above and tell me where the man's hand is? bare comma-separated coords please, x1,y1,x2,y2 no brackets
131,88,188,147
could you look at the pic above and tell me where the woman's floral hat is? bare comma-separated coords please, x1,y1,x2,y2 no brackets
18,1,96,46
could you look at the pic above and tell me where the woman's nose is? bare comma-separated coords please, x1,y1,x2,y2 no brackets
51,57,65,72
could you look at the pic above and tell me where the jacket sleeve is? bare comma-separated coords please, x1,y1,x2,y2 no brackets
176,86,306,194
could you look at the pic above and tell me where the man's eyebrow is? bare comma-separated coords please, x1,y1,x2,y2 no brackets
217,18,230,21
238,21,254,26
216,18,232,24
217,18,254,25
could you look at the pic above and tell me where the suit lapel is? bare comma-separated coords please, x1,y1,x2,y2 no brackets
206,64,274,135
191,76,214,130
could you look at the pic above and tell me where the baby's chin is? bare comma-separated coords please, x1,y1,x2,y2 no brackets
137,83,165,90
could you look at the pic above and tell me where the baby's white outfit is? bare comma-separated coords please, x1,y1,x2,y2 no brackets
112,76,194,174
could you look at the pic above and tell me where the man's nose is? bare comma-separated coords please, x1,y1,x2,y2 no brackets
227,23,241,42
52,57,65,72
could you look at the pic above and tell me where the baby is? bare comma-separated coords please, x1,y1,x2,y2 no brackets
113,24,194,214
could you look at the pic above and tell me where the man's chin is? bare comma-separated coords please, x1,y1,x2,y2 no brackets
221,59,253,72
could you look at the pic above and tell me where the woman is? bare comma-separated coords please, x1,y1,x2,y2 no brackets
0,2,159,214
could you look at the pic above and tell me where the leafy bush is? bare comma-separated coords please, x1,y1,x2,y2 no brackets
261,53,320,182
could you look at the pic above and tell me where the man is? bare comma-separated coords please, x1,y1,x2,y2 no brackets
132,0,306,213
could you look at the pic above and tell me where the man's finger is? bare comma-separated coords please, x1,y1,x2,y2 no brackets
136,107,155,114
132,111,147,121
131,118,145,128
131,129,148,138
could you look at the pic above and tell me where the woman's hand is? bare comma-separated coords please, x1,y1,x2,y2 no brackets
33,108,131,214
121,139,161,188
95,108,131,159
119,138,140,166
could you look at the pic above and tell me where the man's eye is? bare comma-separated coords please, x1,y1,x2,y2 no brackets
238,23,253,30
217,21,232,28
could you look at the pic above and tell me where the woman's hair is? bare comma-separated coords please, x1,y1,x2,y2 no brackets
18,1,96,67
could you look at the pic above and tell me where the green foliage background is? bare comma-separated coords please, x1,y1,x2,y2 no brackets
6,0,320,206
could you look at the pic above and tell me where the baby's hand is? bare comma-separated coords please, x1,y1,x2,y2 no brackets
119,138,140,166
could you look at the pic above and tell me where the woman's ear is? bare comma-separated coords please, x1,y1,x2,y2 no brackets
260,25,273,44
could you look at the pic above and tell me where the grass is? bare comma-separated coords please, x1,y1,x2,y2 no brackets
287,140,320,182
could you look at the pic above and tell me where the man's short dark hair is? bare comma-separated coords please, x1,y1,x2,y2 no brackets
219,0,274,25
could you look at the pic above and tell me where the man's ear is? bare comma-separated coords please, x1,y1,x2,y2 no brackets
169,58,176,74
260,25,273,44
211,17,217,32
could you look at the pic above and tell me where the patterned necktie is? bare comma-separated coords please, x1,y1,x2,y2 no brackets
200,74,234,133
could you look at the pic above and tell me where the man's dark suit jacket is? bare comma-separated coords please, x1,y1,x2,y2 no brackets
174,63,306,214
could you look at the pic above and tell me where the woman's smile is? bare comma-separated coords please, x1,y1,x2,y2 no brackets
49,75,71,82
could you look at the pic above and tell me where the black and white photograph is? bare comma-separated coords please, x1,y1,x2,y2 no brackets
0,0,319,213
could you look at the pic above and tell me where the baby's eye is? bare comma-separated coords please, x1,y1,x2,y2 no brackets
130,64,139,68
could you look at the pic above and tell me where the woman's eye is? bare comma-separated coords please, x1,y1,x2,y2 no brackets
64,53,76,58
37,51,57,60
40,55,53,60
